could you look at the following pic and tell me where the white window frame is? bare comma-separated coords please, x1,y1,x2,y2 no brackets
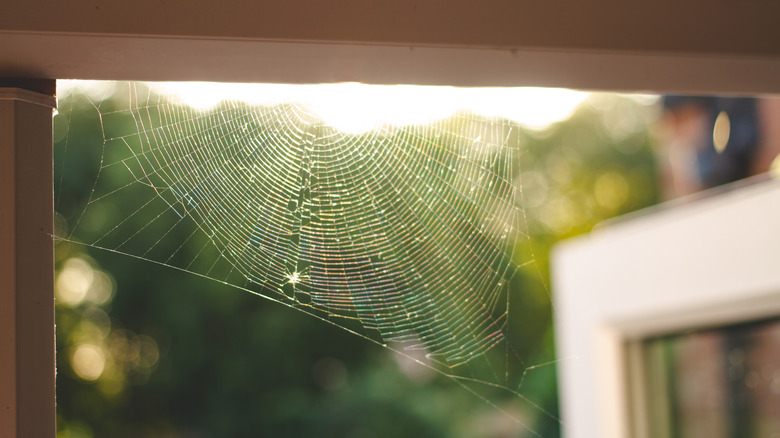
3,2,780,436
553,177,780,438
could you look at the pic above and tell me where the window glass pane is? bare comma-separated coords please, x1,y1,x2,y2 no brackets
643,318,780,438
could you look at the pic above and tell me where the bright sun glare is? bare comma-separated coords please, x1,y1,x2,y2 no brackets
59,81,589,134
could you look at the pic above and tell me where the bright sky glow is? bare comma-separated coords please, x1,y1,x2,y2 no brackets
59,80,589,134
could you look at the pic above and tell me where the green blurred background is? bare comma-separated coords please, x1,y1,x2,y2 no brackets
53,83,661,438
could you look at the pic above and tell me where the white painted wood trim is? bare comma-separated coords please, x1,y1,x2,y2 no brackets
0,88,56,438
553,177,780,438
3,31,780,94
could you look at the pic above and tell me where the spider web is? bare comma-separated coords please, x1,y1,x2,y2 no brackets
56,81,556,435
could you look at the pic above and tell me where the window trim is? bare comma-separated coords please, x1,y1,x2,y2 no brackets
553,178,780,438
4,31,780,93
3,4,780,435
0,87,56,438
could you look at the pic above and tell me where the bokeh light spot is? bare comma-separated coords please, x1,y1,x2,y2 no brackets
71,344,106,381
56,258,95,307
713,110,731,153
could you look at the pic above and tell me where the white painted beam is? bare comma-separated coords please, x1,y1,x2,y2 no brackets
0,86,56,438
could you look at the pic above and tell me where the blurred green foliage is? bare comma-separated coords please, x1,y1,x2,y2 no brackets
54,84,660,438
